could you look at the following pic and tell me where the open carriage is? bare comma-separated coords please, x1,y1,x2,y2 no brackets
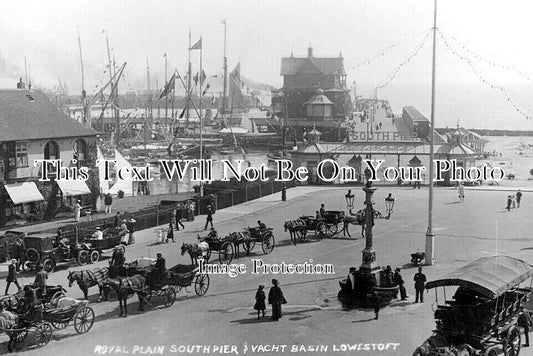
286,211,346,243
414,256,533,356
1,295,94,352
202,227,275,265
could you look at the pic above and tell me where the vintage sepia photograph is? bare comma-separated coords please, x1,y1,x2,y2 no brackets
0,1,533,355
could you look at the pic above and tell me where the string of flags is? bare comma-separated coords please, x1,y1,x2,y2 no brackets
440,29,533,85
352,29,431,69
370,31,431,97
438,30,532,120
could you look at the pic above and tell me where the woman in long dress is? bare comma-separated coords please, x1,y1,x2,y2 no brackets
254,285,266,320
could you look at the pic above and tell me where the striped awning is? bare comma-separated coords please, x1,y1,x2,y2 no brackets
4,182,45,205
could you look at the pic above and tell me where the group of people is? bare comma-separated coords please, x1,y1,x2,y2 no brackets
253,279,287,321
506,189,523,211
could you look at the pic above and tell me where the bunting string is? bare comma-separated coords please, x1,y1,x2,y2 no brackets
438,30,532,120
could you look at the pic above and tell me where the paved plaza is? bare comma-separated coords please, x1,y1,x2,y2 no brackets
1,185,532,355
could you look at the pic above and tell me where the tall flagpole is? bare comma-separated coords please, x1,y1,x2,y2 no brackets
199,36,204,197
425,0,438,266
222,19,228,117
164,53,168,119
187,29,192,132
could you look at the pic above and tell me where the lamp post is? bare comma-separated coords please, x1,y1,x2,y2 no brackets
360,181,377,271
281,90,288,202
385,193,395,219
345,190,355,211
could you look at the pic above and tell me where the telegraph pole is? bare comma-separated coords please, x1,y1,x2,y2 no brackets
425,0,438,266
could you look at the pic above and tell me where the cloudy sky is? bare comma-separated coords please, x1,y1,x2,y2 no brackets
1,0,533,129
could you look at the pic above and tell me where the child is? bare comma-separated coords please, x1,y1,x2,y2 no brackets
254,285,266,320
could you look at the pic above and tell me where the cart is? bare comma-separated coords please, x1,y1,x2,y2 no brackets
42,300,95,334
414,255,533,356
166,264,210,297
289,211,345,241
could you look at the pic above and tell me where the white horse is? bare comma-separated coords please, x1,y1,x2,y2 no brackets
181,241,209,265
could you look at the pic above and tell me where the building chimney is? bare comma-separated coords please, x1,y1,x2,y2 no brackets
307,47,313,58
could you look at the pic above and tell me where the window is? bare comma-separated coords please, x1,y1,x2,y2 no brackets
16,142,28,167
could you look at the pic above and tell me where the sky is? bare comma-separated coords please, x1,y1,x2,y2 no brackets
1,0,533,130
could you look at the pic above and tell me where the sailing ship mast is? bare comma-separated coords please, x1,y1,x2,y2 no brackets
77,32,87,126
222,19,228,119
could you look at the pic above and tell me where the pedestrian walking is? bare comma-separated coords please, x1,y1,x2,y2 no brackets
268,279,286,321
104,193,113,214
372,291,380,320
254,285,266,320
458,183,465,202
166,221,175,243
5,260,21,295
516,189,523,208
127,216,136,245
175,207,185,230
204,204,214,230
414,266,427,303
73,200,82,222
394,268,407,300
12,238,25,272
507,195,513,211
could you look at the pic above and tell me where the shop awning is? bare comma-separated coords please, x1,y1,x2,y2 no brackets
57,180,92,196
4,182,45,205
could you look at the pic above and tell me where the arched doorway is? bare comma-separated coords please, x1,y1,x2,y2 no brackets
44,141,60,160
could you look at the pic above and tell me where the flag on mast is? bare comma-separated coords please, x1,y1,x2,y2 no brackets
190,38,202,50
158,73,175,99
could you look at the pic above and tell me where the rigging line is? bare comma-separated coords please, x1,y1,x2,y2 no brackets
369,31,431,97
438,31,532,120
351,28,432,69
439,28,533,84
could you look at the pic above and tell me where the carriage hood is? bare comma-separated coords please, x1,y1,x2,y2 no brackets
425,255,533,298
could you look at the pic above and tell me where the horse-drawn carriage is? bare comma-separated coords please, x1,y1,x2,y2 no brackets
0,291,94,352
414,256,533,356
285,210,346,244
195,227,275,265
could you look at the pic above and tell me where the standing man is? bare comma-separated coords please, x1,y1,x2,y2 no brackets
507,195,513,211
5,259,21,295
127,216,136,245
204,204,214,230
73,200,82,222
394,268,407,300
414,266,427,303
113,212,121,227
516,189,523,208
518,308,530,347
34,265,48,296
319,204,326,218
372,291,380,320
268,279,286,321
104,193,113,214
175,206,185,230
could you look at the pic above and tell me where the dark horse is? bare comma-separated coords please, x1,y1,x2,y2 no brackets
104,275,146,317
284,219,306,245
67,267,110,301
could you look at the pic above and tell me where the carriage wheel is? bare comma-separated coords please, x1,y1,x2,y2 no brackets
77,250,89,266
261,233,275,254
43,258,56,273
324,223,338,238
194,274,210,296
74,306,95,334
22,260,34,272
34,322,52,347
51,320,68,330
164,288,177,307
14,329,28,343
503,325,521,356
315,222,326,239
90,250,100,264
219,242,234,265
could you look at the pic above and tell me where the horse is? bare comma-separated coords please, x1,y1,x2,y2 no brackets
104,275,146,317
181,241,209,266
342,210,366,238
67,267,110,301
0,309,19,352
284,219,306,245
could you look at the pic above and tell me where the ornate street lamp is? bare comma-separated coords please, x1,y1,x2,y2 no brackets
345,190,355,211
385,193,395,218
